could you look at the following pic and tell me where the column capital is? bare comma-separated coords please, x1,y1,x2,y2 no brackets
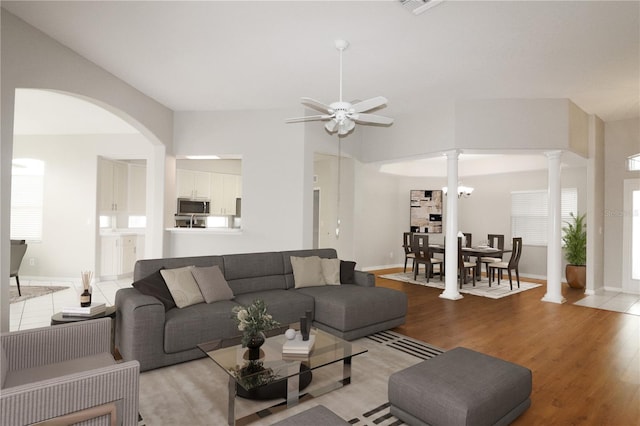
544,150,563,160
443,149,461,159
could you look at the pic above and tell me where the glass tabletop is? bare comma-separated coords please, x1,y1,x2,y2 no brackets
198,328,367,392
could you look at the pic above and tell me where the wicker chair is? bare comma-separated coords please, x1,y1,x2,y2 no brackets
1,318,140,426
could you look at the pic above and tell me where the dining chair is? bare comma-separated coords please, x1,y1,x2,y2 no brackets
403,232,415,273
462,232,472,261
488,237,523,290
458,236,478,288
10,240,28,297
411,234,443,282
481,234,505,279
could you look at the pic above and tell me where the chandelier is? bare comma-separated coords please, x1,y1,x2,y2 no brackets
442,184,474,198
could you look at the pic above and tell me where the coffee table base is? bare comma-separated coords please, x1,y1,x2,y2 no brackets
236,365,313,400
230,356,354,426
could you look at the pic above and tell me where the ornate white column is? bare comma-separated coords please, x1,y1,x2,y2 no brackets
440,150,463,300
542,150,566,304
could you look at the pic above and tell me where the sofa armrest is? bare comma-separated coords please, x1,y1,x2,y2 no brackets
115,288,167,370
1,318,111,371
1,360,140,426
353,270,375,287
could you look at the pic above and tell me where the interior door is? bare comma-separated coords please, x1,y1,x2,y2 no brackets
622,178,640,294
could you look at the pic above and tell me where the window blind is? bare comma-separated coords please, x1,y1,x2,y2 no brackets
511,188,577,246
11,159,44,241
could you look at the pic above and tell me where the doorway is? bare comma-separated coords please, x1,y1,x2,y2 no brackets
622,178,640,294
313,189,320,249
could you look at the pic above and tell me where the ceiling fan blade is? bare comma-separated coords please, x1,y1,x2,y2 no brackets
351,96,388,113
301,97,332,114
285,114,332,123
351,113,394,125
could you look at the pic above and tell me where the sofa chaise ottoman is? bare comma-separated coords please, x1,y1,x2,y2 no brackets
388,347,532,426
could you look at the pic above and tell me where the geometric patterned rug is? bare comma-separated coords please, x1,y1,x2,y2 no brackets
138,331,444,426
380,272,542,299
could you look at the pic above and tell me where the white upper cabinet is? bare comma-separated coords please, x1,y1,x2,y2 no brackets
210,173,241,215
98,158,128,213
128,164,146,215
177,169,211,199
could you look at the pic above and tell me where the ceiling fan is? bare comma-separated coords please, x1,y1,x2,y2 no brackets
286,39,394,136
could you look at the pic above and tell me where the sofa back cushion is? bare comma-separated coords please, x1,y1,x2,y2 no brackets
223,252,286,295
134,255,224,282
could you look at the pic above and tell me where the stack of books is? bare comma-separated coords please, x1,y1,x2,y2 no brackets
282,334,316,357
62,302,107,317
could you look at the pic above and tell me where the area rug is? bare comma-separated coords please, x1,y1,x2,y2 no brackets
138,331,443,426
380,272,542,299
9,285,69,304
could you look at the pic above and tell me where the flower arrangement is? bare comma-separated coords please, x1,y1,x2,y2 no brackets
232,299,280,347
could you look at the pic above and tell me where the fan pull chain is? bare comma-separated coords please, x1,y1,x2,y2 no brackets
336,135,342,239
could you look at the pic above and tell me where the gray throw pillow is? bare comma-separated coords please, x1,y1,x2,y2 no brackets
321,258,341,285
291,256,326,288
161,266,204,308
191,265,235,303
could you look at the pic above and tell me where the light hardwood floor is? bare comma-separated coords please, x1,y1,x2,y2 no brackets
375,268,640,426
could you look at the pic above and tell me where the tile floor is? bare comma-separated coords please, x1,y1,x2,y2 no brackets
573,290,640,316
10,277,133,331
9,279,640,332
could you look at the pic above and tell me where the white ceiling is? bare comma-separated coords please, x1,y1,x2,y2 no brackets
4,0,638,176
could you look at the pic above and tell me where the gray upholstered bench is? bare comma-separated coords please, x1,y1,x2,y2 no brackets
271,404,349,425
388,347,532,426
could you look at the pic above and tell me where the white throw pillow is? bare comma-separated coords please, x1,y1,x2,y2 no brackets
321,258,341,285
191,265,234,303
290,256,326,288
161,266,204,308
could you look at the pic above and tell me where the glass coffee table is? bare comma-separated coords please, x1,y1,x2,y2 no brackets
198,327,367,425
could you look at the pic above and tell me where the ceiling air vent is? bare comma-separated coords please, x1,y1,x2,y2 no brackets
399,0,444,15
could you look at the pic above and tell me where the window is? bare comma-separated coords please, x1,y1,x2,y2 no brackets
511,188,578,246
11,159,44,241
628,154,640,172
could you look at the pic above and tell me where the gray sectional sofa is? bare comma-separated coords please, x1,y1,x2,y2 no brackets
115,248,407,371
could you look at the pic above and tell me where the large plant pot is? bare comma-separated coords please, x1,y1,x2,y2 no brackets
565,264,586,289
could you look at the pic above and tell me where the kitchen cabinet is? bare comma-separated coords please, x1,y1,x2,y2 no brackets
98,158,128,213
177,169,211,199
128,164,146,215
100,234,137,278
210,173,241,215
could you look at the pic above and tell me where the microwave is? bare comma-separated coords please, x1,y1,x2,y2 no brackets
177,198,210,215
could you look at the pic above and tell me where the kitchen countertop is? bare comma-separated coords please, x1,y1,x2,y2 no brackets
100,228,146,236
166,227,242,234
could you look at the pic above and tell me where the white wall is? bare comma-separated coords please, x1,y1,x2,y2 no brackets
171,110,309,255
603,117,640,289
455,99,573,151
360,101,456,163
351,162,589,278
1,11,172,331
12,134,152,278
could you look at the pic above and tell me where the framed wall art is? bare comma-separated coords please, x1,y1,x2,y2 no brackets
410,190,443,233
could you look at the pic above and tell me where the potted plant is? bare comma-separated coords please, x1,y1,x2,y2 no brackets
562,212,586,289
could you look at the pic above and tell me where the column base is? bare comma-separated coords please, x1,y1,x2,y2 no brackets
541,294,567,304
439,291,464,301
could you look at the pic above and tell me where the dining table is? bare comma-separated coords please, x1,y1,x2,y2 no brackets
428,244,512,281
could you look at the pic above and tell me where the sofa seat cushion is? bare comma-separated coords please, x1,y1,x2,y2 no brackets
234,290,314,327
3,352,115,389
295,285,407,332
164,300,239,353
